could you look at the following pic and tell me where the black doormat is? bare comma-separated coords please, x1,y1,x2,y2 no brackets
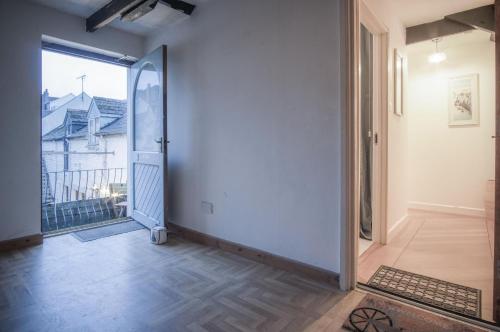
367,265,481,319
72,220,145,242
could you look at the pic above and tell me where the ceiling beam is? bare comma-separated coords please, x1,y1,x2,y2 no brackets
87,0,196,33
86,0,144,32
406,19,474,45
406,4,496,45
159,0,196,15
445,5,495,33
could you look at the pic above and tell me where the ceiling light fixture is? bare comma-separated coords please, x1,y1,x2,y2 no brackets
428,38,447,64
121,0,159,22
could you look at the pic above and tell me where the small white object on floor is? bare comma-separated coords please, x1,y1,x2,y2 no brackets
150,226,168,244
359,238,372,256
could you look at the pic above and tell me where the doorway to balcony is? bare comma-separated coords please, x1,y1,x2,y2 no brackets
41,41,131,235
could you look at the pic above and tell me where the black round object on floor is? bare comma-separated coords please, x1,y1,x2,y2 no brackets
349,307,393,332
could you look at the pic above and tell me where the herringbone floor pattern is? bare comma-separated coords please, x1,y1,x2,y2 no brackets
0,229,344,332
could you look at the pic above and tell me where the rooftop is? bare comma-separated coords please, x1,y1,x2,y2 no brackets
42,96,127,141
94,97,127,116
42,125,67,141
98,114,127,136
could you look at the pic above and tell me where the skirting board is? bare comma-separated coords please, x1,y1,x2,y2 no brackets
0,233,43,251
168,222,340,286
408,201,485,218
387,214,409,243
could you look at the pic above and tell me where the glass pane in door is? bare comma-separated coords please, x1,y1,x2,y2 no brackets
133,63,161,152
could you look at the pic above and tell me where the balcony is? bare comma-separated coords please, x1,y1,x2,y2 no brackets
42,168,127,234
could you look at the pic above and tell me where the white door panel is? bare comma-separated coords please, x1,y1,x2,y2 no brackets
128,46,167,229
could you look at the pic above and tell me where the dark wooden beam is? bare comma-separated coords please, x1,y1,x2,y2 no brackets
159,0,195,15
406,19,474,45
86,0,195,32
445,5,495,33
86,0,144,32
406,5,497,45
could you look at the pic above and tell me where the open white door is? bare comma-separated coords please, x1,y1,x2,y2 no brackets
128,46,167,229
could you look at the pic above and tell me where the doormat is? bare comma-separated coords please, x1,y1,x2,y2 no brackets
342,294,484,332
72,220,144,242
366,265,481,319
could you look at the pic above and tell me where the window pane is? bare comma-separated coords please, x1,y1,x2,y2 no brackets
133,63,161,152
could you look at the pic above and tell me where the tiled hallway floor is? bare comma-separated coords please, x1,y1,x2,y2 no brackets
358,211,494,321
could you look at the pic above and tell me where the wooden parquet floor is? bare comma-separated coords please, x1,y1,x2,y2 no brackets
0,229,345,332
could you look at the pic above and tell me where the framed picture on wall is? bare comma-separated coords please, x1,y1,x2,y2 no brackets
448,74,479,126
394,49,404,116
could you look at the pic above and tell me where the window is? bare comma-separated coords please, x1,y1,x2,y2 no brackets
89,118,96,145
63,140,69,171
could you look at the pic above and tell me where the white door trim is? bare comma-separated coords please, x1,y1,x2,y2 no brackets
360,1,389,246
340,0,389,290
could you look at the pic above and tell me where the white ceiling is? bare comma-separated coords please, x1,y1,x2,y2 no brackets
31,0,495,36
389,0,494,27
29,0,193,36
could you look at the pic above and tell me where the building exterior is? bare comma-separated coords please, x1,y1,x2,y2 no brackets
41,92,127,231
42,91,92,136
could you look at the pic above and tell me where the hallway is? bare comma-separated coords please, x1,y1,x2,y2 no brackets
358,211,493,321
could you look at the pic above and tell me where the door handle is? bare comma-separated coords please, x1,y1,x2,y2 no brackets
155,137,164,153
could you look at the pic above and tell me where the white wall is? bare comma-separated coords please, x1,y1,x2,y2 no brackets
362,0,409,231
407,38,495,215
42,140,65,173
69,135,127,172
42,136,128,204
146,0,343,272
0,0,144,241
102,135,128,170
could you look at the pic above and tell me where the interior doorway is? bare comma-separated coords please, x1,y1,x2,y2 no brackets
350,0,498,326
358,2,389,257
359,23,374,247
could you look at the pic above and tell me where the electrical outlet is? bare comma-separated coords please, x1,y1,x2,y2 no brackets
201,201,214,215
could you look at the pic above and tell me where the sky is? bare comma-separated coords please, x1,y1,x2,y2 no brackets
42,50,127,100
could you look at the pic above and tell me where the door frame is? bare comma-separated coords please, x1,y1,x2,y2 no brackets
359,1,389,246
339,0,388,291
342,0,500,327
494,0,500,323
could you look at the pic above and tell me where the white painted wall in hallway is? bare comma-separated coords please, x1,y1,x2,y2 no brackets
407,37,495,215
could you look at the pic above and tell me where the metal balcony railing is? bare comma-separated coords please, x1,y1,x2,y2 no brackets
42,168,127,234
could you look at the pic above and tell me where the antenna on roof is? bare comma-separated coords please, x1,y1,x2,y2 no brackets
76,74,87,102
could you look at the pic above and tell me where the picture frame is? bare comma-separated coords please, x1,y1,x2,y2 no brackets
393,49,404,116
448,74,479,126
